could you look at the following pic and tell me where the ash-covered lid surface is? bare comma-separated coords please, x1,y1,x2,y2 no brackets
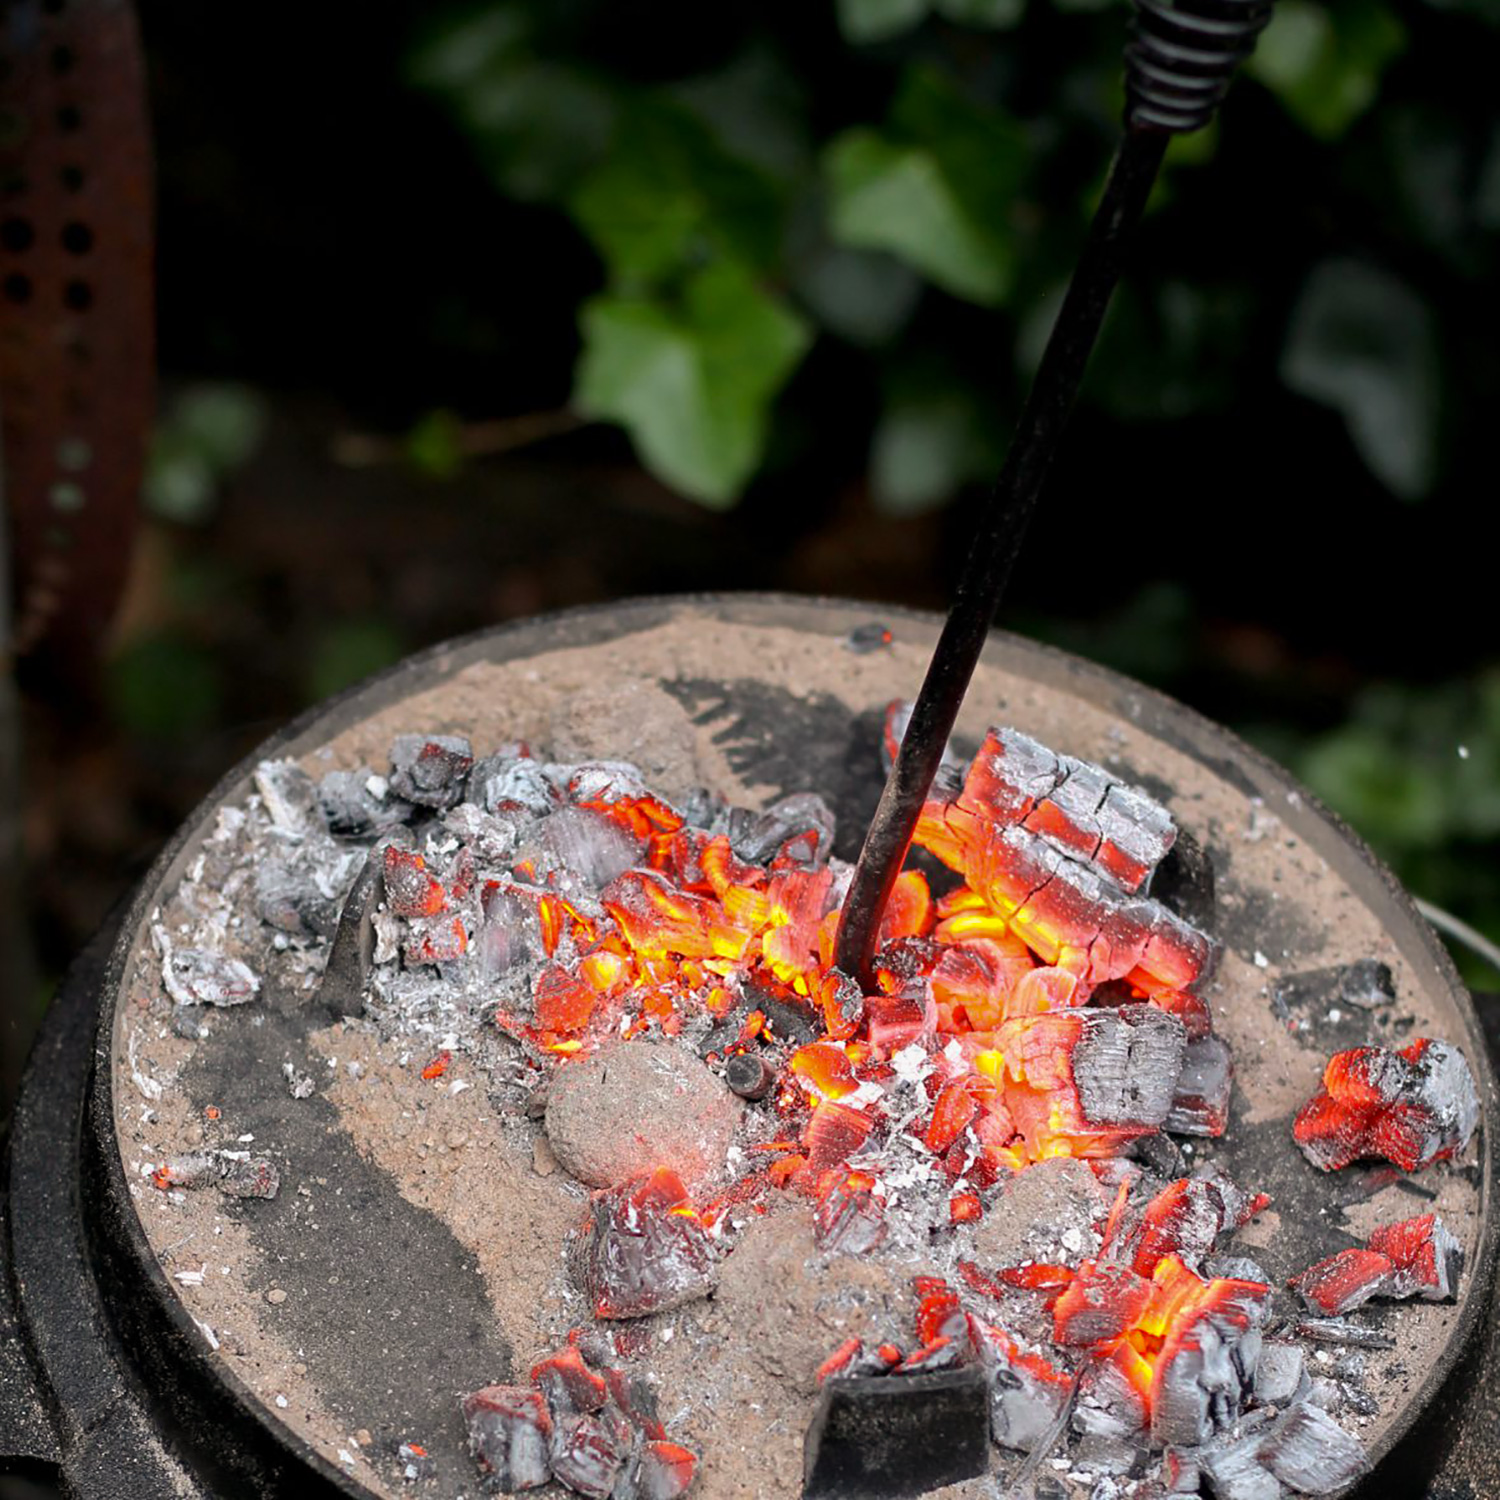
107,598,1489,1500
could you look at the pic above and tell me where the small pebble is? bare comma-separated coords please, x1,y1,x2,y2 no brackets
445,1131,468,1150
355,1429,373,1447
293,1363,307,1376
532,1136,558,1177
266,1288,287,1305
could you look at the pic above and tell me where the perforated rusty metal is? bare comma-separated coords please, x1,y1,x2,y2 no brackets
0,0,152,668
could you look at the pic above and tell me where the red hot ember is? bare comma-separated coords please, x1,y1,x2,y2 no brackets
323,715,1478,1493
1294,1039,1478,1172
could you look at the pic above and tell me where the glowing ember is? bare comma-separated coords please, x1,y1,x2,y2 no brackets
1294,1038,1478,1172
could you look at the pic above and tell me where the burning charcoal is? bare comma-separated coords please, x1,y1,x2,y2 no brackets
1150,828,1216,931
813,1175,889,1256
1257,1402,1367,1495
1151,1301,1264,1448
471,752,556,816
1288,1249,1395,1316
635,1439,698,1500
1205,1255,1271,1285
1073,1004,1187,1129
966,1318,1071,1452
382,845,446,918
462,1385,552,1490
751,989,822,1047
1293,1038,1478,1172
539,805,644,891
723,1051,775,1100
1054,1264,1153,1348
1162,1449,1201,1494
1076,1432,1147,1475
316,767,414,838
804,1101,874,1174
802,1368,990,1500
843,621,893,654
1076,1348,1147,1439
727,792,836,869
1293,1319,1395,1350
549,1405,634,1499
1366,1212,1464,1301
1252,1342,1306,1407
218,1156,280,1199
531,1347,608,1416
544,1042,742,1190
1200,1433,1282,1500
389,733,473,809
162,945,260,1007
578,1169,718,1319
1166,1035,1233,1137
396,1441,436,1482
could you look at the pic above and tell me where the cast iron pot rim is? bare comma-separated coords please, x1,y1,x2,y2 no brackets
87,590,1500,1498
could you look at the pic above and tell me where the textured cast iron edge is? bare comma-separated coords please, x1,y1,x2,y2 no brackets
82,591,1498,1497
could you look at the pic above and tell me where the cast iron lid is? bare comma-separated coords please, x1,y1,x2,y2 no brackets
82,595,1498,1498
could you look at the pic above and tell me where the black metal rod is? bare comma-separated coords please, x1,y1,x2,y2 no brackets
834,127,1169,985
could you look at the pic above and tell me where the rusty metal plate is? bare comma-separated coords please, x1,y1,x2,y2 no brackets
0,0,152,665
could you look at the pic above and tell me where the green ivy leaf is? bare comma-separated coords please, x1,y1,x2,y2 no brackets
1247,0,1404,141
836,0,930,44
824,68,1027,305
569,98,785,288
1281,258,1440,499
574,262,812,505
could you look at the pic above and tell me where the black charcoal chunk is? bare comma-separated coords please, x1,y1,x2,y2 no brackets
843,621,893,654
1258,1403,1367,1495
550,1406,633,1499
1167,1034,1233,1137
1074,1004,1187,1128
803,1369,989,1499
389,734,474,809
728,792,836,868
396,1441,436,1482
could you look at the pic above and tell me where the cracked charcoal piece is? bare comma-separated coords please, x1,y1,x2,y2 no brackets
253,759,319,837
1166,1034,1233,1137
530,1348,607,1416
813,1177,888,1256
158,1151,222,1189
402,912,468,967
1151,1295,1266,1448
1076,1351,1147,1439
1288,1249,1395,1316
1367,1212,1464,1301
802,1368,990,1499
1257,1403,1368,1495
316,766,414,838
634,1440,698,1499
252,860,339,940
389,733,474,809
1294,1038,1478,1172
161,946,260,1007
381,845,446,918
577,1171,718,1319
462,1386,552,1490
1073,1004,1187,1128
